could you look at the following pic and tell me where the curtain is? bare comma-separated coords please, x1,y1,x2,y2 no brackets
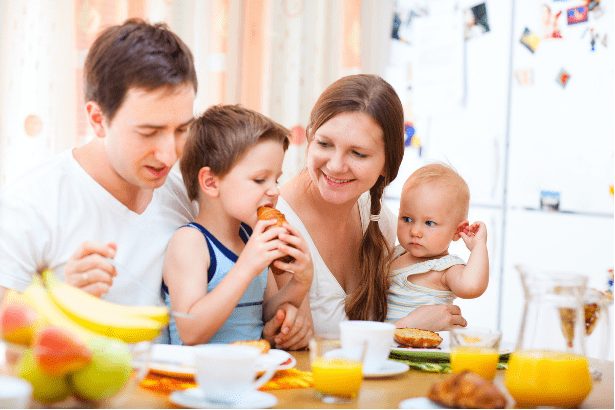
0,0,388,186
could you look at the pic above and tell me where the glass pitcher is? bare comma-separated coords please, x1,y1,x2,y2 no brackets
505,266,592,408
584,288,612,360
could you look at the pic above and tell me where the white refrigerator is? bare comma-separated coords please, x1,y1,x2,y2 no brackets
383,0,613,357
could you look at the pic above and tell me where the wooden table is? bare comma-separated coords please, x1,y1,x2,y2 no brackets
121,352,613,409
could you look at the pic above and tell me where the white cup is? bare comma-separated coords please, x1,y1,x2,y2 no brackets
194,344,277,403
0,376,31,408
340,321,395,373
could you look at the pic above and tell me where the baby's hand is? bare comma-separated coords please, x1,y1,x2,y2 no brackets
460,221,487,251
236,219,287,276
271,224,313,286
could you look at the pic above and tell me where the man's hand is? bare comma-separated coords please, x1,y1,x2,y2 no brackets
64,241,117,297
395,304,467,331
262,303,313,350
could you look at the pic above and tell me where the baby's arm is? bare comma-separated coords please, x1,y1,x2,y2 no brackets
443,222,489,299
164,220,284,345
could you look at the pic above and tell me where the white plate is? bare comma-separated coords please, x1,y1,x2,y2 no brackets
170,387,277,409
363,360,409,378
148,344,296,378
399,397,445,409
392,331,514,355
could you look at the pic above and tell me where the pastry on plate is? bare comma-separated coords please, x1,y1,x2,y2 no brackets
394,328,442,348
428,370,506,409
231,339,271,354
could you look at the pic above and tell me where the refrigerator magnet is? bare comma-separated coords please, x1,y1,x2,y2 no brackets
520,27,541,53
514,68,534,86
539,190,561,211
556,68,571,88
567,5,588,25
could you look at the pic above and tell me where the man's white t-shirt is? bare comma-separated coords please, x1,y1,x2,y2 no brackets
0,150,196,306
276,193,396,337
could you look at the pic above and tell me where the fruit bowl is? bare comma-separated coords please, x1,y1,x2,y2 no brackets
0,338,151,408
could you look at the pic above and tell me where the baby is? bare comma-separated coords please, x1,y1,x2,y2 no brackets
386,163,488,323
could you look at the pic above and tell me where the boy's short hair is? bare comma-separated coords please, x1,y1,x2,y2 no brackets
403,163,470,219
181,105,290,201
84,18,197,122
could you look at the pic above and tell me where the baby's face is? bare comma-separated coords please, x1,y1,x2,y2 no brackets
396,183,464,259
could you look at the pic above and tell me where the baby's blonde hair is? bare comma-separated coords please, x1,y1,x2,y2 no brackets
402,163,470,220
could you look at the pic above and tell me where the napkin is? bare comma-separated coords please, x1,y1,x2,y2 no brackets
388,350,509,373
139,368,313,395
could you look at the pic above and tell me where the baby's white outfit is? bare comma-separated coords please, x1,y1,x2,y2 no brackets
386,244,465,322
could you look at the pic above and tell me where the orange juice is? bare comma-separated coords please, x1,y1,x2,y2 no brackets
311,358,363,398
505,350,592,408
450,346,499,380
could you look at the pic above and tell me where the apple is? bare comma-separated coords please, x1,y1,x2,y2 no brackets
16,348,71,403
0,302,41,346
69,337,132,401
34,326,91,375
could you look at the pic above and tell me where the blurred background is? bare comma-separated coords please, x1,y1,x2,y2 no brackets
0,0,612,357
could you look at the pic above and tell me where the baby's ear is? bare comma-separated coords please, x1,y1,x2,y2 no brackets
198,167,220,197
453,220,469,241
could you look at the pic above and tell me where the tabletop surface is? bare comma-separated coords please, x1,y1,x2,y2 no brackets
117,351,613,409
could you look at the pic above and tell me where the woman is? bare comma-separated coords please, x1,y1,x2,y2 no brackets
277,74,467,336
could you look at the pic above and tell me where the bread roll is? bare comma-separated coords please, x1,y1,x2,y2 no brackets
231,339,271,354
394,328,443,348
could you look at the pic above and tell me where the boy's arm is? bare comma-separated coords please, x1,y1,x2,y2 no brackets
163,228,254,345
262,223,313,319
443,222,489,299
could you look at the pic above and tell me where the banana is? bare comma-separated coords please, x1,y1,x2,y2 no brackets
41,271,164,343
42,270,169,326
22,277,99,342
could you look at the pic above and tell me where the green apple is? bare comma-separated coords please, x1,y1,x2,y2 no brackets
17,348,71,403
69,337,132,401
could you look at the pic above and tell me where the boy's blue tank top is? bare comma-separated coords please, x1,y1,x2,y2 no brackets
163,222,268,344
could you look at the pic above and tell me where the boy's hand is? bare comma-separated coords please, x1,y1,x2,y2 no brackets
64,241,117,297
460,221,487,251
236,219,287,276
271,224,313,286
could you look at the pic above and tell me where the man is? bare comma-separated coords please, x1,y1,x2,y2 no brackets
0,19,310,348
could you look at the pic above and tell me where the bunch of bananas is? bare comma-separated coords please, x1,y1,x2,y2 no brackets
11,270,169,344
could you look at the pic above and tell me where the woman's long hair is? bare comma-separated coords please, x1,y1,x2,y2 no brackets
307,74,404,321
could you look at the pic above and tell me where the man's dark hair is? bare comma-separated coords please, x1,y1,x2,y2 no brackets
84,18,197,122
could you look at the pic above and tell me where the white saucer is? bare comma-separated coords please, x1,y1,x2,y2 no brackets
398,397,445,409
170,387,277,409
363,360,409,378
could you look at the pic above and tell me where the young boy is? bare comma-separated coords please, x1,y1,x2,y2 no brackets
163,105,313,345
386,163,489,323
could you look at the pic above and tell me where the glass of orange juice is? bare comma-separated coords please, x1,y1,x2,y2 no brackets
309,336,365,403
450,327,502,380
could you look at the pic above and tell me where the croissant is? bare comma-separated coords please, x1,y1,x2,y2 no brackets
428,371,506,409
257,206,294,273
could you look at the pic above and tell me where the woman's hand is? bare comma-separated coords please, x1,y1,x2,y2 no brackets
395,304,467,331
262,302,313,350
64,241,117,296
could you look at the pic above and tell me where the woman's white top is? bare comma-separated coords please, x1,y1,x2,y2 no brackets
276,193,396,337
